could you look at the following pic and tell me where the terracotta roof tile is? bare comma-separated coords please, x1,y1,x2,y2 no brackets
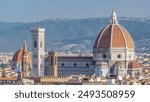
128,60,141,69
0,77,17,81
12,49,31,62
93,24,135,49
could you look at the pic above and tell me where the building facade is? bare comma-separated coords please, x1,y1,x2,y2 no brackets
45,52,94,76
58,56,94,76
45,9,142,78
31,28,45,76
12,40,32,78
48,51,58,77
93,9,141,77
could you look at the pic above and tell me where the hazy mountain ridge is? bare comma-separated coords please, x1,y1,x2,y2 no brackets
0,17,150,52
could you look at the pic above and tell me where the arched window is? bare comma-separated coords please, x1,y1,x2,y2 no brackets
34,41,37,48
51,56,53,65
110,68,114,75
117,54,121,59
62,63,64,67
86,63,89,67
129,55,131,58
13,63,16,67
103,54,106,58
74,63,77,67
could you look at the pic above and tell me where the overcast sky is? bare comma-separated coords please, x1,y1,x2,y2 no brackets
0,0,149,22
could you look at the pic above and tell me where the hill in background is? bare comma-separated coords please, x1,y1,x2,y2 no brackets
0,17,150,52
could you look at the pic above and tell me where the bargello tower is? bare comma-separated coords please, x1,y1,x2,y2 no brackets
31,28,45,76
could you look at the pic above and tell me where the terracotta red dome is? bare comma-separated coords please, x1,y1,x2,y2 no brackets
12,49,23,62
12,40,31,62
128,60,141,69
94,9,134,49
12,49,31,62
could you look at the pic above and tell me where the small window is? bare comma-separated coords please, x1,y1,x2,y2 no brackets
51,56,53,65
34,54,37,58
110,68,114,74
13,63,16,66
117,54,121,59
103,54,106,58
86,63,89,67
129,55,131,58
34,41,37,48
62,63,64,67
34,64,36,68
74,63,77,67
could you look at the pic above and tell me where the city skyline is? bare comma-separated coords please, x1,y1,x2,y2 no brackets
0,8,149,85
0,0,149,22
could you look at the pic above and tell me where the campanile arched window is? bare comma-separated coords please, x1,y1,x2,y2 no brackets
34,41,37,48
103,54,106,58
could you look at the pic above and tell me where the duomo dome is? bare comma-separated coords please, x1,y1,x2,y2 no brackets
92,9,141,77
94,9,134,49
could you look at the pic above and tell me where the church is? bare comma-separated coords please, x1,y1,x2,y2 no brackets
12,9,142,78
11,40,32,78
93,9,142,78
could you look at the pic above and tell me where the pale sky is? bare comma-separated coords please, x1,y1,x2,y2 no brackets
0,0,149,22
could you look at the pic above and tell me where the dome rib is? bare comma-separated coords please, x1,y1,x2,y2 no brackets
110,24,113,48
117,24,128,48
112,25,126,48
94,25,111,48
120,25,135,48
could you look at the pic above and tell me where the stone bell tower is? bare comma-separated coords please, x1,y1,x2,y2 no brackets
31,28,45,76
